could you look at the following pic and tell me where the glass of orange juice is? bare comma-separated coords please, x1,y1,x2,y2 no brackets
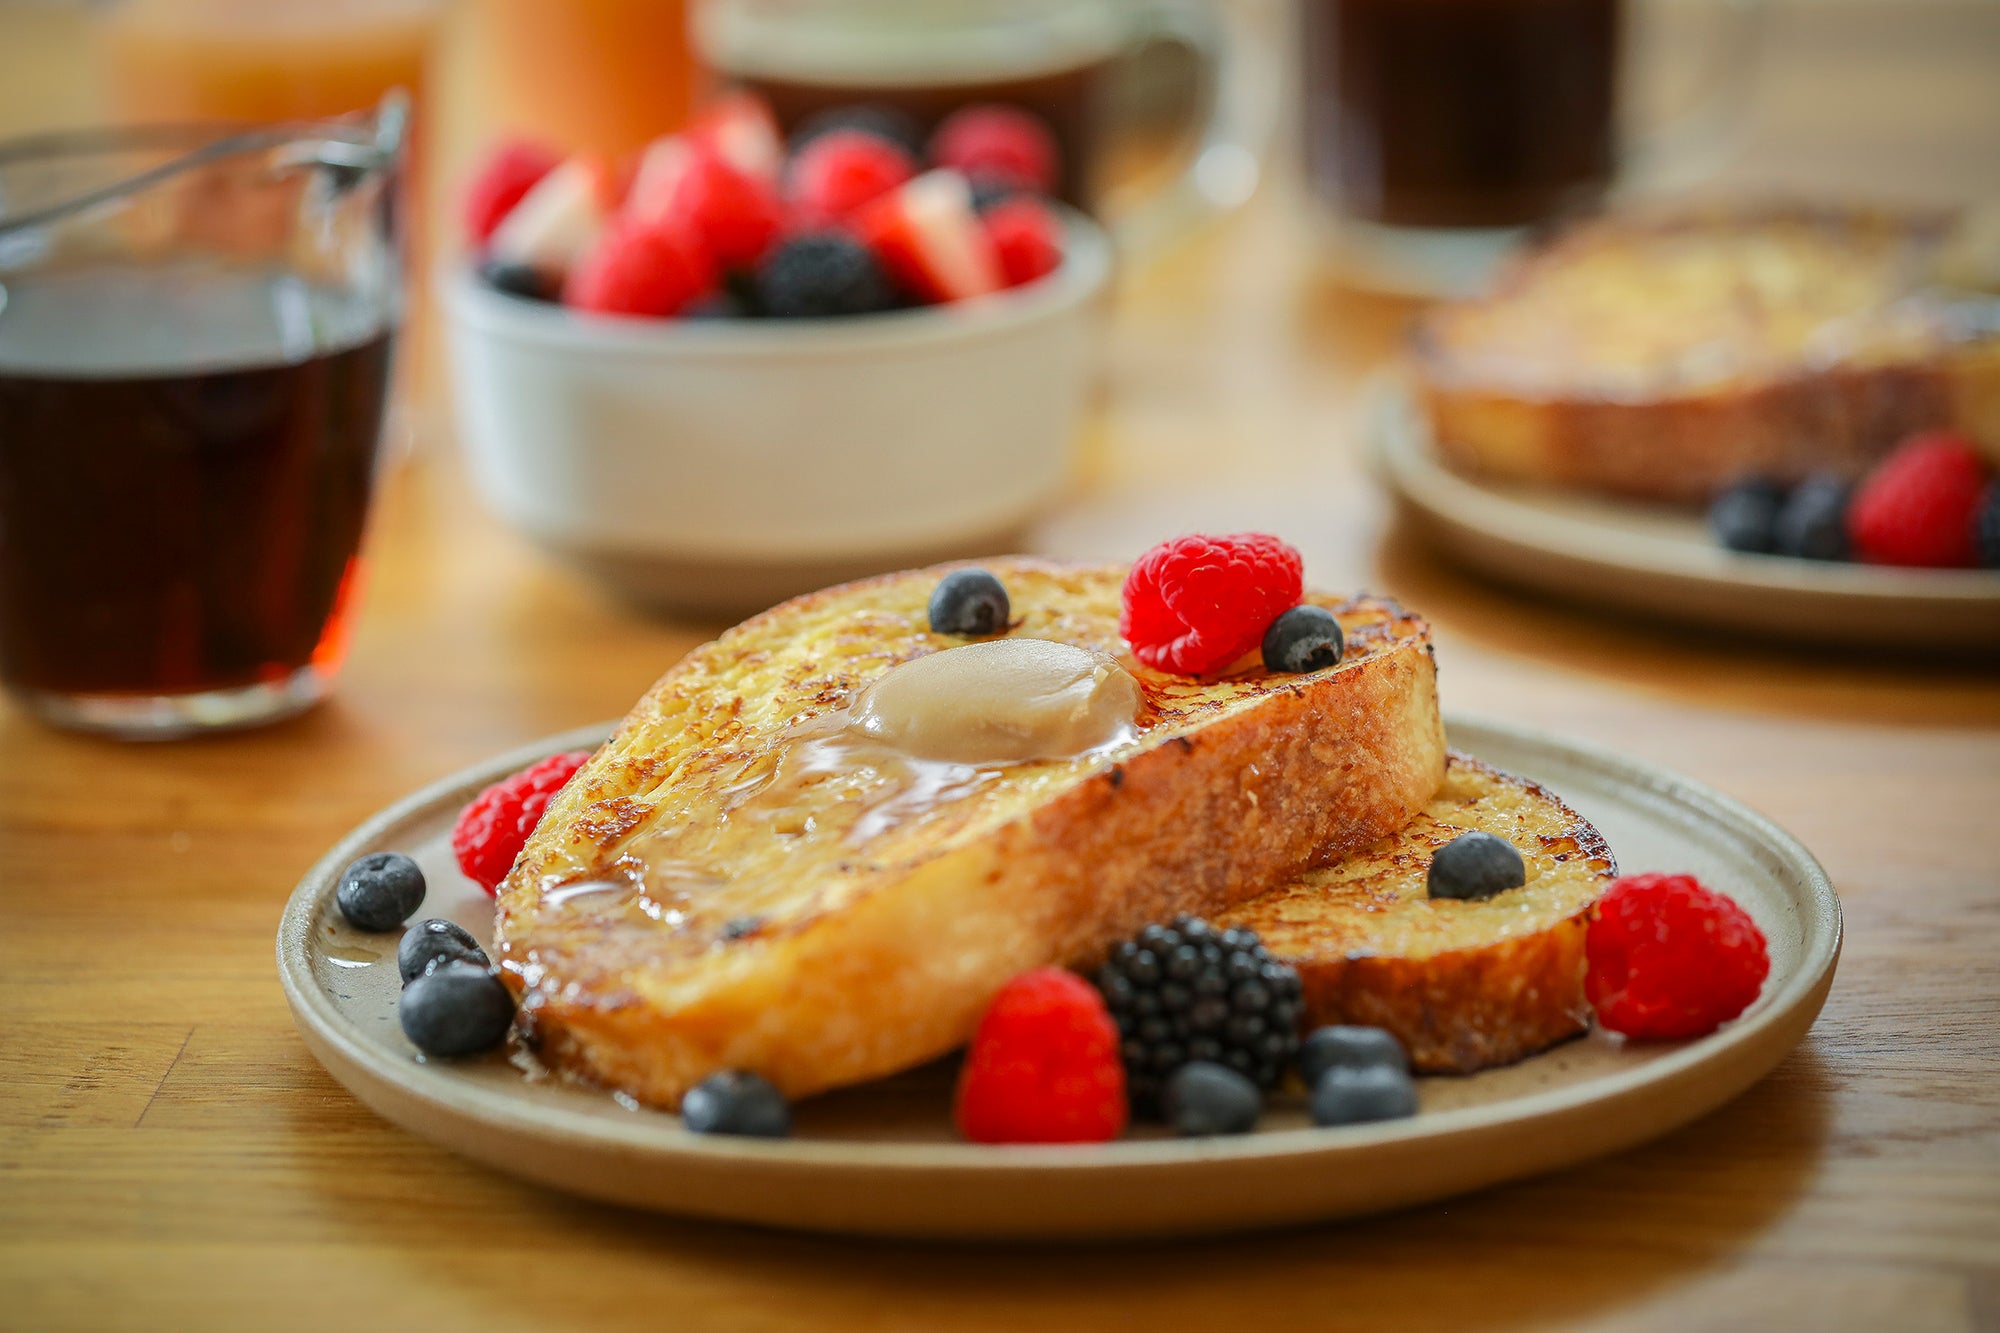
463,0,701,158
94,0,440,126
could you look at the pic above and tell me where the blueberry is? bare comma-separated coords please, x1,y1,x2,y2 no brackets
1426,830,1526,901
927,567,1010,636
335,851,426,932
756,232,897,319
397,918,488,984
1160,1061,1261,1136
397,959,514,1057
476,256,559,303
1709,477,1784,554
1297,1025,1410,1085
1311,1064,1418,1127
682,1070,791,1138
1774,474,1852,561
790,103,926,158
1976,481,2000,569
1261,605,1344,674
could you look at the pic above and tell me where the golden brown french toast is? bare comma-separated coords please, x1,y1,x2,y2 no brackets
1414,206,2000,504
1221,753,1615,1074
494,559,1445,1109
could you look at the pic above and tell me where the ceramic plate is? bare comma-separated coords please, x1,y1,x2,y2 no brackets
1368,380,2000,652
278,717,1840,1239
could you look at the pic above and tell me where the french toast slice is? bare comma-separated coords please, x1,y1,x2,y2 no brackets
495,559,1446,1108
1413,206,2000,504
1220,753,1615,1074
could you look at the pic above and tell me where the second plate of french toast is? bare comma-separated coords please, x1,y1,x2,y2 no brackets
1380,204,2000,651
279,540,1839,1237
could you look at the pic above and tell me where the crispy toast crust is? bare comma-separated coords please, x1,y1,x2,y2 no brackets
497,559,1446,1108
1413,206,2000,503
1221,753,1616,1074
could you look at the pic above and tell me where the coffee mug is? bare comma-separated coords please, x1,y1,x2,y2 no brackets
695,0,1273,253
1300,0,1765,295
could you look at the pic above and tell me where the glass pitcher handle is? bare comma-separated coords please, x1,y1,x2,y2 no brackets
1107,0,1278,258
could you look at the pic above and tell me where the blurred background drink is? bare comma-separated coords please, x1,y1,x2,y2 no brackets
460,0,699,157
95,0,438,125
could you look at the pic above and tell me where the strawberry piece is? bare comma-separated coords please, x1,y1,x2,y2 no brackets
463,139,562,246
853,170,1002,305
929,104,1060,194
1120,533,1305,676
1586,874,1770,1041
487,155,620,279
563,216,714,318
786,128,918,228
624,135,696,227
626,136,783,272
954,968,1127,1144
451,751,594,895
1848,431,1988,568
690,89,785,181
982,194,1064,288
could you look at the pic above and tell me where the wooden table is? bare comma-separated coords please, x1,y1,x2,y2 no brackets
4,3,1999,1328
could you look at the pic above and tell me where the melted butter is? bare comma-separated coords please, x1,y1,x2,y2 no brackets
849,639,1141,764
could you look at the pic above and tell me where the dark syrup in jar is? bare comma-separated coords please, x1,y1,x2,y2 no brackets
0,261,393,698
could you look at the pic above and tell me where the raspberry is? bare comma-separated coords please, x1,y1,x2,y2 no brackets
463,139,562,245
929,104,1060,194
982,195,1063,288
563,216,714,317
1120,533,1304,675
1848,431,1988,568
452,750,593,895
1585,873,1770,1041
786,129,918,228
652,146,785,273
954,967,1127,1143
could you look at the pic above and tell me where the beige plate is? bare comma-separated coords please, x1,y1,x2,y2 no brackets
1369,380,2000,652
278,716,1840,1239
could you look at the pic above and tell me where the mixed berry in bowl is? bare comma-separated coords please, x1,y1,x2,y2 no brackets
463,91,1070,322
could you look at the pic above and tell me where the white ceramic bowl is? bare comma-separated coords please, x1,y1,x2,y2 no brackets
443,213,1113,616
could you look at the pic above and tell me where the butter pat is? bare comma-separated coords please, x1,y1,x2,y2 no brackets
850,639,1141,764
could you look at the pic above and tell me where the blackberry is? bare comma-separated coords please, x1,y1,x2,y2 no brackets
1093,916,1303,1113
756,232,898,319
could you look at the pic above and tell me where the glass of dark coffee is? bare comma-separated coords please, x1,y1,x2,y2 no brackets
0,98,406,738
1300,0,1763,294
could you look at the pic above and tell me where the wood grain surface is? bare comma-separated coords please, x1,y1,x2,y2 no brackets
3,2,1998,1329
